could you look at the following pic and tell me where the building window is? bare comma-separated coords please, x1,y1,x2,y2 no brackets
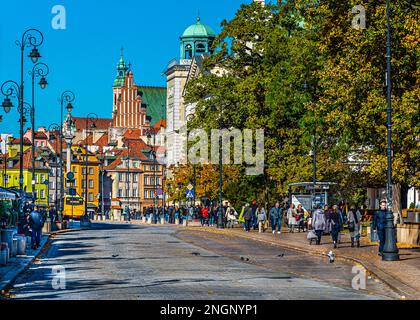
150,177,155,185
72,166,77,173
185,44,192,59
50,181,54,189
133,189,137,197
144,190,148,199
82,180,86,188
88,193,93,202
119,173,124,182
196,43,206,55
40,189,45,199
126,173,130,182
118,189,123,198
144,176,148,185
40,174,45,183
89,179,94,189
133,174,137,183
89,168,93,175
156,177,161,185
82,167,86,175
133,162,138,168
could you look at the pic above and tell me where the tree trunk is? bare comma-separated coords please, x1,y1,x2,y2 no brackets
392,183,403,225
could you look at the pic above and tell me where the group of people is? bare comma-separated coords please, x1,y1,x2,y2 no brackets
21,202,59,250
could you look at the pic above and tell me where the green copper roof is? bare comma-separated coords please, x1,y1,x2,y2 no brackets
139,86,166,125
182,17,216,38
113,48,129,87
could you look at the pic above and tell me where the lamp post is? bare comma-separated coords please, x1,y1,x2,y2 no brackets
146,116,157,223
48,124,60,214
1,29,44,230
211,105,224,228
122,140,132,220
303,79,317,211
29,62,49,201
382,0,399,261
83,113,98,220
59,91,75,220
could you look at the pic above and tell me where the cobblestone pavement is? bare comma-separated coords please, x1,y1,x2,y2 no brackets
4,222,400,300
187,225,420,299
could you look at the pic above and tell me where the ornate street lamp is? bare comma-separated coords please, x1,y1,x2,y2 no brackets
59,90,75,219
382,0,399,261
146,115,158,223
48,123,60,214
82,113,98,221
211,104,224,229
29,62,49,201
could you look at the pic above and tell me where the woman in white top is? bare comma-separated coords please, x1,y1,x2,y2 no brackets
287,204,297,233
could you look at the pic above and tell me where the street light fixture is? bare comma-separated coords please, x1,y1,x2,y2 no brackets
382,0,399,261
146,115,158,223
29,62,50,202
211,104,224,229
59,90,75,220
48,123,60,213
83,113,98,221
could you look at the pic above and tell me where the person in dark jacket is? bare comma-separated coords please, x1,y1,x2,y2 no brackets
28,206,44,249
372,200,388,256
329,206,342,248
243,204,253,232
269,202,282,234
250,200,258,230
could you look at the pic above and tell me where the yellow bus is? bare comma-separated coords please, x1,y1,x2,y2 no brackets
63,195,85,219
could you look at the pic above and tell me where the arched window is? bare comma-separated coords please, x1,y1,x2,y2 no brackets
195,43,205,55
185,44,192,59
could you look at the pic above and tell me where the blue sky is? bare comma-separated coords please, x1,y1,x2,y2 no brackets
0,0,247,135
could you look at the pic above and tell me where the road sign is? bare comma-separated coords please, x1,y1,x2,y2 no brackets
186,189,194,198
66,172,75,181
187,184,193,190
43,180,49,185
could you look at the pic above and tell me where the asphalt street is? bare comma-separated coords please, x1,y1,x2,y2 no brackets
4,222,399,300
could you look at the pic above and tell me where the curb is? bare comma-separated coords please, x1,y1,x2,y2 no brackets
0,227,81,295
177,227,417,299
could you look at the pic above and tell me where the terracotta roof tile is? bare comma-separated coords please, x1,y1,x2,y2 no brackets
72,117,112,132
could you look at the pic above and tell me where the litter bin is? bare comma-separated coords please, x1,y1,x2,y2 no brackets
1,229,14,256
0,242,8,265
16,234,26,255
11,238,18,257
370,223,379,242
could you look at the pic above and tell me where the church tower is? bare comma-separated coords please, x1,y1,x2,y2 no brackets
112,49,147,129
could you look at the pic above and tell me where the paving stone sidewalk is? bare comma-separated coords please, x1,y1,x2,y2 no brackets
180,225,420,300
93,219,420,299
0,226,81,293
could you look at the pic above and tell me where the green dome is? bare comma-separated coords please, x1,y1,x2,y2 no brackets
182,17,216,38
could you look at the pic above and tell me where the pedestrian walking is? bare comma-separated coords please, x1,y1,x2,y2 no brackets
201,206,209,226
329,205,342,248
372,199,388,256
243,203,253,232
225,205,237,228
251,200,258,230
28,206,44,249
296,204,305,232
269,202,282,234
347,205,362,248
312,206,326,245
323,205,332,234
257,204,267,233
287,203,297,233
48,206,56,225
